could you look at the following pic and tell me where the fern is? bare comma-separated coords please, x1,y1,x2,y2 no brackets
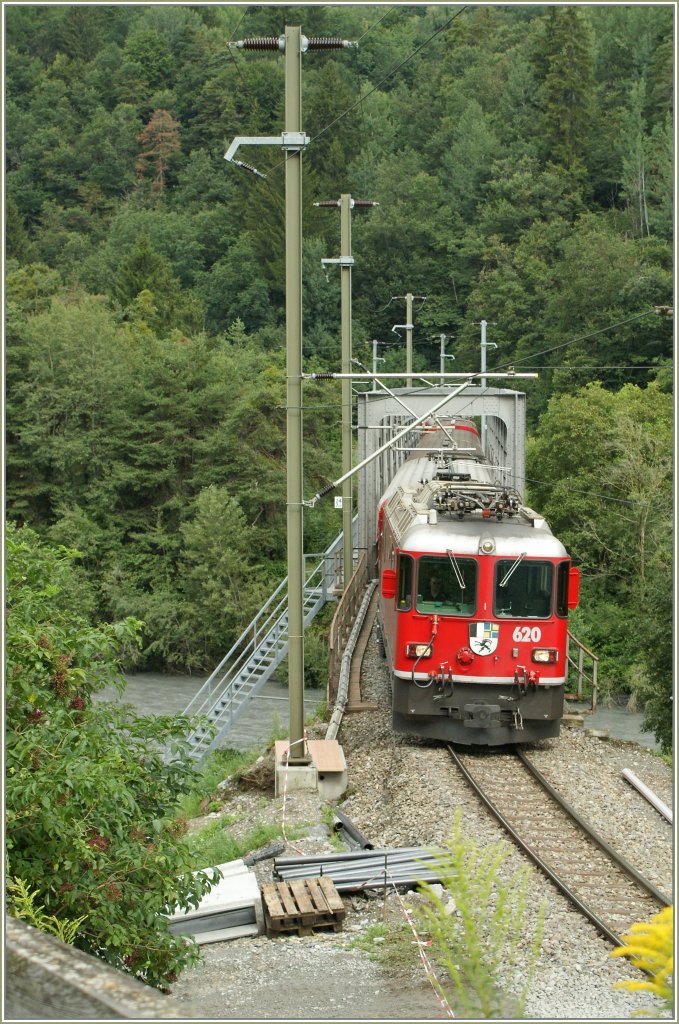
7,876,87,946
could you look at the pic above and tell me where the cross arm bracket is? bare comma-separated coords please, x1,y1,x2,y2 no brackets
225,133,310,177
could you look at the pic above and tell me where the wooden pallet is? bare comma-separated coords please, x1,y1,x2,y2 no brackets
261,877,345,936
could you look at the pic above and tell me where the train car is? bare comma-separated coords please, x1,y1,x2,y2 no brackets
376,417,580,745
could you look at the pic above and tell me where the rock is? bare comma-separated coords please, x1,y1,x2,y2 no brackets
586,728,610,740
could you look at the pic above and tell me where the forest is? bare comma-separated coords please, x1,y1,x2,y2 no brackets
5,4,674,746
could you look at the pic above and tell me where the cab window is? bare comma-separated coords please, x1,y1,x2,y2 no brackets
556,561,570,617
397,554,413,611
416,555,477,616
494,559,553,618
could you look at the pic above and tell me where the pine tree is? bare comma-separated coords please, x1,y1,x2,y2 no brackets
538,8,595,169
136,108,180,192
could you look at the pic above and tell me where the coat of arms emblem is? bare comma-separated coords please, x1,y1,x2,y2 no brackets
469,621,499,656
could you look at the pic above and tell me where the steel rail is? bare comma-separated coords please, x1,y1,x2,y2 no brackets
516,750,671,907
447,746,626,948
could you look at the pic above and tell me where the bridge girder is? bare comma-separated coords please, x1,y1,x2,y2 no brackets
356,387,526,571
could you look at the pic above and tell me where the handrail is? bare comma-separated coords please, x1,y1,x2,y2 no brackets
182,584,285,716
182,578,287,716
565,629,599,712
183,558,327,722
181,520,358,739
328,552,369,703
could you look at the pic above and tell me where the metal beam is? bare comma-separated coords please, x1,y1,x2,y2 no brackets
357,387,528,567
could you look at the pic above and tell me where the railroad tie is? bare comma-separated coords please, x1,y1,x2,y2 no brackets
261,877,345,937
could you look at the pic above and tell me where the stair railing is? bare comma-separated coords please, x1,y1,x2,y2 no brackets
182,576,289,721
182,524,353,712
565,629,599,712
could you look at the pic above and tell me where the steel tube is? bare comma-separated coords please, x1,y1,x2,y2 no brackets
275,865,439,880
622,769,673,824
275,846,438,866
332,809,374,849
275,866,440,881
275,855,440,873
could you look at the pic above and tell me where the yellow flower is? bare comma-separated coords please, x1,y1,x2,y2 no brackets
612,906,673,1007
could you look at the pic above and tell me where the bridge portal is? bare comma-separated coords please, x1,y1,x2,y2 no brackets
356,387,527,570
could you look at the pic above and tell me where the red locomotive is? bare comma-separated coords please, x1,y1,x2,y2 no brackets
376,417,580,745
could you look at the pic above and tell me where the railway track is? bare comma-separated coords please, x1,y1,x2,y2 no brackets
448,745,671,947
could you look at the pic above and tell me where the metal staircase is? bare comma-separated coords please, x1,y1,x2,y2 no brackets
181,526,355,763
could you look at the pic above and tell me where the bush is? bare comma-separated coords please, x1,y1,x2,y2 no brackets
415,811,545,1018
5,523,219,989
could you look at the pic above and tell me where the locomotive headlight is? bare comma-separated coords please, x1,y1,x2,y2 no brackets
532,648,558,664
406,643,431,658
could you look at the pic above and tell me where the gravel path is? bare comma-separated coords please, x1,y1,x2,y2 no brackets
170,624,673,1020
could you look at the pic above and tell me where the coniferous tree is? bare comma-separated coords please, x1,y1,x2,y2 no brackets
537,7,595,170
136,108,181,192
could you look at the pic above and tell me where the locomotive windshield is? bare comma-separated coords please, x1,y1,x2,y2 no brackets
494,559,553,618
415,555,477,615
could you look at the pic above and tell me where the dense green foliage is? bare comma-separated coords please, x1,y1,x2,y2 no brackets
5,523,220,988
5,6,673,739
527,382,673,746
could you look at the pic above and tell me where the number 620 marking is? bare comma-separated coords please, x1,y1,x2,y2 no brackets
513,626,542,643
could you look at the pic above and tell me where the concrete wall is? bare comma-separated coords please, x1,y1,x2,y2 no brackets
5,917,196,1020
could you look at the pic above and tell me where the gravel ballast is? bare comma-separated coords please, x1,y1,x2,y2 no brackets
170,625,673,1020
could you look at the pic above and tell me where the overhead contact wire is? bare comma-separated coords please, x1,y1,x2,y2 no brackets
506,310,658,370
393,308,662,431
309,6,469,147
355,6,398,44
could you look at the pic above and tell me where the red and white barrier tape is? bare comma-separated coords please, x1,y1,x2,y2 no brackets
279,743,454,1017
280,734,308,855
389,876,455,1019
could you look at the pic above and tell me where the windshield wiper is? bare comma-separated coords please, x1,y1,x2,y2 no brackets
499,552,527,588
446,549,466,590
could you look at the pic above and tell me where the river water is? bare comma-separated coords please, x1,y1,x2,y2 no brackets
567,696,661,751
98,672,325,752
100,673,661,754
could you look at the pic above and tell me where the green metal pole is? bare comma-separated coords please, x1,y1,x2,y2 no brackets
340,194,353,588
284,25,308,764
406,292,413,379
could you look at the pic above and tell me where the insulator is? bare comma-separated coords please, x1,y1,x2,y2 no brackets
307,37,353,49
353,200,379,207
234,160,266,179
317,482,336,498
314,200,341,208
236,37,282,50
312,372,335,380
